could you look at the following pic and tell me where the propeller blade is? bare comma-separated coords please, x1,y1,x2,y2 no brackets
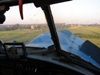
19,0,23,20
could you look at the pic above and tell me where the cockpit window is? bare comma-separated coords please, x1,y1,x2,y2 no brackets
51,0,100,47
0,3,49,43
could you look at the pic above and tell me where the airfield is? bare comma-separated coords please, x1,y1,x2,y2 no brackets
0,24,100,47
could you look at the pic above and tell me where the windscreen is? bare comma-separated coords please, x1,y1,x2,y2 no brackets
51,0,100,48
50,0,100,68
0,3,49,43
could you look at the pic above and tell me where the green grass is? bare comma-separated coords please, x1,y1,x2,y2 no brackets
0,26,100,48
0,30,27,39
8,30,42,43
92,31,100,36
0,30,44,43
67,26,100,47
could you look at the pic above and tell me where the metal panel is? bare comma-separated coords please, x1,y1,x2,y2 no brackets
80,40,100,65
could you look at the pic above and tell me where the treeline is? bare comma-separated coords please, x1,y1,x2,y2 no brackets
0,24,48,31
0,24,30,31
0,24,100,31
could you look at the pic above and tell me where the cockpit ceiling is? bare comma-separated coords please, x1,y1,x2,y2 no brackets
33,0,72,7
0,0,71,7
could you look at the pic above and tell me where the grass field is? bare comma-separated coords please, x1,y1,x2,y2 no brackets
0,29,45,43
66,26,100,47
0,25,100,47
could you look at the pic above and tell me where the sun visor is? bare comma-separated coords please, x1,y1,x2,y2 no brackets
80,40,100,65
33,0,72,7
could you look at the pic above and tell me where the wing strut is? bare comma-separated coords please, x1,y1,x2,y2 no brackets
42,6,61,51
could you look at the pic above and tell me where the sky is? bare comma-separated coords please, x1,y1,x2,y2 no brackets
3,0,100,24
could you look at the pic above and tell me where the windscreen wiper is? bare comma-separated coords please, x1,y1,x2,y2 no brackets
56,50,100,73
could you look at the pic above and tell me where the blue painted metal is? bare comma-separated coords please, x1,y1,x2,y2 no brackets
27,30,100,69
